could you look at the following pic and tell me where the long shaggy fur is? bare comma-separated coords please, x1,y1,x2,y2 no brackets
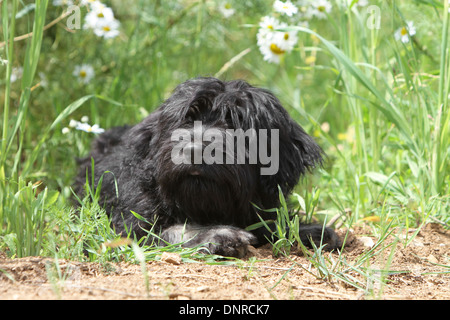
75,77,340,257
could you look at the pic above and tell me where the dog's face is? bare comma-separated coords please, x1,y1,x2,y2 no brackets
126,77,323,226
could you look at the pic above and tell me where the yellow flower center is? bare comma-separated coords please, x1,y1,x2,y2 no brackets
103,26,111,32
401,27,408,36
337,133,347,141
284,33,289,40
270,43,285,55
79,70,87,78
97,12,104,18
318,5,325,12
267,24,273,30
305,56,316,64
225,3,232,9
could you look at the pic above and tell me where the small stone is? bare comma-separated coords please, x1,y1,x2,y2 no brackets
196,286,209,292
160,252,182,265
411,240,424,247
360,237,375,248
427,254,438,264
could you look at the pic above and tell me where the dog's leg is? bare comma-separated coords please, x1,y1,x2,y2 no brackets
297,224,341,251
251,222,341,251
160,224,257,258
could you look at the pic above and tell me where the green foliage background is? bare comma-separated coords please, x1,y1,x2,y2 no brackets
0,0,449,262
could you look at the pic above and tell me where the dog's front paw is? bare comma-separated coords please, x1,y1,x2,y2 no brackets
161,224,257,258
298,224,341,251
199,226,257,258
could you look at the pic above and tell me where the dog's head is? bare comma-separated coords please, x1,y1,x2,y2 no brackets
127,77,323,225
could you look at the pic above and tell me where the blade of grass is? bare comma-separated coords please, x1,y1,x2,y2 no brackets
0,0,19,179
3,0,49,179
432,0,450,194
21,0,48,90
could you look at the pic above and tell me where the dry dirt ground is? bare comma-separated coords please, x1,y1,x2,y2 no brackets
1,223,449,300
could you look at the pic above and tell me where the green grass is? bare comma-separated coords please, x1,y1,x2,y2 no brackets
0,0,449,297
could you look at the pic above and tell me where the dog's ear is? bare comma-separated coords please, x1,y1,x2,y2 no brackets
249,87,324,207
126,110,161,159
278,116,324,186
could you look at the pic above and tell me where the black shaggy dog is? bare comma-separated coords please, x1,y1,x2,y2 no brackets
75,77,340,257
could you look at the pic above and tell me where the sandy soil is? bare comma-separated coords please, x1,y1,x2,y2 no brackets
1,223,449,300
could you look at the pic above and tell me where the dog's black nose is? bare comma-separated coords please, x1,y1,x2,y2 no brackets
183,142,203,164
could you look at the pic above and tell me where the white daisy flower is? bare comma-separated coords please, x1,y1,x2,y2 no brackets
273,0,298,17
80,0,101,7
256,14,300,64
257,16,286,45
81,116,89,123
306,0,332,20
394,21,416,43
84,5,115,29
92,18,120,39
256,15,300,64
258,41,286,64
258,16,281,36
10,66,23,83
321,122,330,133
345,0,369,7
69,119,79,128
83,2,120,39
0,56,8,65
354,0,369,6
52,0,74,6
90,1,109,12
62,127,70,134
75,122,105,134
38,72,48,88
219,2,235,18
73,64,95,84
273,29,298,51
